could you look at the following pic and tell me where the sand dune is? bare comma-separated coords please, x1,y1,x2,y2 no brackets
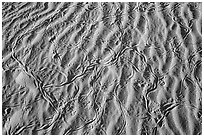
2,2,202,135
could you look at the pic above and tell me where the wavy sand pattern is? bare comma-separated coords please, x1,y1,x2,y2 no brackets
2,2,202,135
